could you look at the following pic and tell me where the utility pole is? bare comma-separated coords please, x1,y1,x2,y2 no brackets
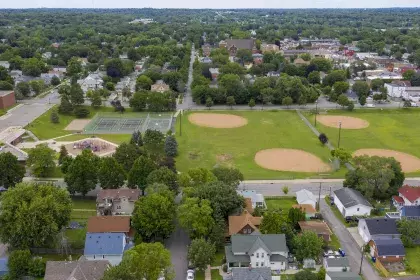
315,101,318,127
359,245,364,275
338,121,342,148
179,110,182,136
317,182,322,211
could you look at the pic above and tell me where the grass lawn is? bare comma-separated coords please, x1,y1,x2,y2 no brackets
211,269,222,280
329,234,341,250
176,111,336,179
324,197,352,227
25,105,131,140
195,271,205,280
65,228,87,249
211,249,225,266
308,109,420,176
266,197,297,215
57,133,131,144
72,198,96,210
406,247,420,274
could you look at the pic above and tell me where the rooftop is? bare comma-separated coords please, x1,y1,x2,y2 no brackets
87,216,131,233
84,233,126,255
373,238,405,257
363,218,399,236
296,189,317,203
402,205,420,217
399,185,420,202
326,257,349,268
298,221,331,235
226,267,271,280
231,233,288,254
334,188,372,208
292,204,317,214
97,188,141,202
44,259,110,280
327,271,362,280
0,90,13,97
228,211,262,236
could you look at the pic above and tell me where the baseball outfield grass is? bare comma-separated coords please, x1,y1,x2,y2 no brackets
308,109,420,176
175,110,342,180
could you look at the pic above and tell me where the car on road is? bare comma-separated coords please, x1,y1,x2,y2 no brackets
187,269,195,280
411,102,418,107
366,103,375,108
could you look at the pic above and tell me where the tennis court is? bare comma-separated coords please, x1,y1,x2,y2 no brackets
83,113,174,134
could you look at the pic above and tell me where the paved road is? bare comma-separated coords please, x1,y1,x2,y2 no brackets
165,193,190,280
178,43,195,110
320,199,381,280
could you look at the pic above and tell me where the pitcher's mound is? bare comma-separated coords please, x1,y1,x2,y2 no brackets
354,149,420,172
255,148,331,172
317,116,369,129
189,113,247,128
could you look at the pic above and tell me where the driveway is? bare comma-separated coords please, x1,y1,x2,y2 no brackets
320,199,381,280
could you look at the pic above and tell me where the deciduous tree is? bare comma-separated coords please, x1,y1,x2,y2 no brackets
0,183,71,249
164,135,178,157
211,166,243,187
27,144,56,178
50,110,59,123
132,193,176,242
65,149,100,195
128,156,157,192
178,198,215,239
98,157,126,189
293,231,324,261
147,167,178,193
0,152,25,188
113,143,143,172
188,238,216,271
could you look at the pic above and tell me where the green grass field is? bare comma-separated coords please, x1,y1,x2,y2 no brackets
309,109,420,175
176,111,336,179
406,247,420,275
265,197,297,215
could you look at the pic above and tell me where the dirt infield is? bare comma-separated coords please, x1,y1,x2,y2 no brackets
65,119,91,131
254,148,331,172
188,113,248,128
317,115,369,129
353,149,420,172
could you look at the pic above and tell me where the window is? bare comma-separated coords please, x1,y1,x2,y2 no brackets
357,208,360,211
103,255,105,259
93,255,95,259
280,262,283,265
261,253,264,258
117,205,121,209
261,262,264,267
256,253,259,258
256,263,259,267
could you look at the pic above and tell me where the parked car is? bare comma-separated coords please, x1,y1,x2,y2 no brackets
366,103,375,108
411,102,418,107
187,269,195,280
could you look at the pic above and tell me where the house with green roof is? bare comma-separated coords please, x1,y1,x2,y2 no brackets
225,233,289,271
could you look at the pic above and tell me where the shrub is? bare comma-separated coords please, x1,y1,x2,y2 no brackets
74,107,90,118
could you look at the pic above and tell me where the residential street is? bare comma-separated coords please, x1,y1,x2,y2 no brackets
178,43,195,110
320,198,381,280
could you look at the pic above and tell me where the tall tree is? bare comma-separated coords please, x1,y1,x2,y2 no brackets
27,144,56,178
188,238,216,271
65,149,100,195
211,166,244,187
0,183,71,249
128,156,157,192
0,152,25,188
66,57,83,77
164,135,178,157
178,198,215,239
293,231,324,262
103,243,174,280
8,249,32,279
147,167,178,193
130,131,143,146
113,143,143,172
132,192,176,242
58,145,68,165
98,157,126,189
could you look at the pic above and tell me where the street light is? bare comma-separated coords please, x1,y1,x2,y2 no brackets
315,100,318,127
338,121,342,148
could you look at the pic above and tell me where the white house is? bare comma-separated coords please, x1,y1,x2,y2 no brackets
392,185,420,208
237,190,267,209
333,188,373,217
78,73,104,93
326,271,361,280
84,233,132,266
385,82,420,100
323,257,350,272
225,233,289,271
0,61,10,69
357,218,401,243
296,189,317,209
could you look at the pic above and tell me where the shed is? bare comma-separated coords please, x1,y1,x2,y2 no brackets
333,188,373,217
296,189,317,209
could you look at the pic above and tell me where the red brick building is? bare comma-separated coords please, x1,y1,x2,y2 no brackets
0,91,16,110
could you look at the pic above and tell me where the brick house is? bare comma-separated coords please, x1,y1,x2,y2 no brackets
219,39,257,57
151,80,170,93
228,211,262,238
0,91,16,110
209,68,219,81
96,189,141,216
202,43,211,57
368,238,405,263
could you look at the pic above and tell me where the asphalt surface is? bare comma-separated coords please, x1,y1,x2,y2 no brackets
178,43,195,110
320,198,381,280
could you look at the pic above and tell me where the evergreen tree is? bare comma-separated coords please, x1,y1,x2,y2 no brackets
58,95,73,114
50,110,59,124
164,136,178,157
58,145,68,165
130,131,143,146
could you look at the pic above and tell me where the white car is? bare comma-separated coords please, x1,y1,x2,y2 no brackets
187,269,195,280
411,102,418,107
366,103,375,108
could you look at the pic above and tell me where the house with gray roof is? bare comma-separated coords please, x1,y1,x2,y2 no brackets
358,218,400,243
225,233,289,271
44,258,110,280
225,267,271,280
368,238,405,263
324,257,350,272
326,271,362,280
333,188,373,218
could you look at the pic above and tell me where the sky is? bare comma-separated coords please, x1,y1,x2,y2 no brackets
0,0,419,9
